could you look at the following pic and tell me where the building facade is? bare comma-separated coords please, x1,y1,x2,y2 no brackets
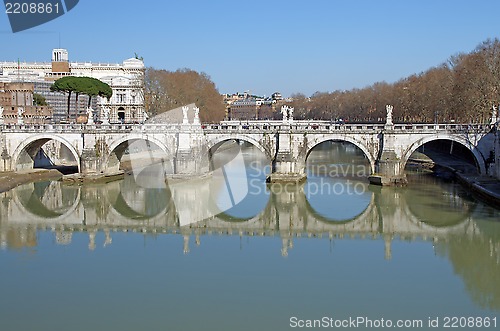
223,91,281,120
0,49,145,123
0,82,52,124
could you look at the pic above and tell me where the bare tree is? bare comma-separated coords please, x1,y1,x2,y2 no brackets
144,68,224,122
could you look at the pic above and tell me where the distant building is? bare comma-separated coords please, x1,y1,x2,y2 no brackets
271,92,283,102
0,49,145,123
0,82,52,124
223,91,282,120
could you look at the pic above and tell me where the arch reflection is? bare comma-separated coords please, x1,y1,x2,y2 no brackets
303,178,373,223
0,172,485,246
207,140,271,220
15,181,80,220
403,173,475,227
106,175,172,220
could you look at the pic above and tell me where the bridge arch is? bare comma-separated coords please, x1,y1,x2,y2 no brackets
206,134,272,160
401,134,486,174
304,135,377,174
107,134,171,160
105,134,173,173
11,134,81,172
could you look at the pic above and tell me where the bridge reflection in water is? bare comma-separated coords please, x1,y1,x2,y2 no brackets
0,171,496,256
2,169,500,311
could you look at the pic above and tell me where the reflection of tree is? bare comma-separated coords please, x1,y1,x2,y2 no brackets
436,225,500,310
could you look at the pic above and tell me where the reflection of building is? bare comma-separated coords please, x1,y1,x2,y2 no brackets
0,82,52,123
1,170,490,258
223,91,281,120
0,49,145,123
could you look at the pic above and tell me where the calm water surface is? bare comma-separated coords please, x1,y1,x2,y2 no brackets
1,142,499,331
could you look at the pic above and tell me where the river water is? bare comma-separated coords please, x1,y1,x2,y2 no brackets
0,142,499,331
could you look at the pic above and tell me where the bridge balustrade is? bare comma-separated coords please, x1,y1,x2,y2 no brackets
0,121,492,134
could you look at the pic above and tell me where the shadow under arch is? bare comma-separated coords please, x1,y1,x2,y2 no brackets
104,135,174,173
402,135,486,174
304,136,376,174
206,135,273,163
11,134,80,172
14,181,81,221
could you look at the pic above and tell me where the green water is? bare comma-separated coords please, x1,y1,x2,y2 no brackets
0,142,499,331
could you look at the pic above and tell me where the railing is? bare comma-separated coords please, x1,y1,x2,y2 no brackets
201,121,492,133
0,121,493,134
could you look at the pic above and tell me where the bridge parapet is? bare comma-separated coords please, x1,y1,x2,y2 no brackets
0,122,492,134
203,121,492,135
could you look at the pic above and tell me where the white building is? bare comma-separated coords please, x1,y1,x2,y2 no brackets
0,49,145,123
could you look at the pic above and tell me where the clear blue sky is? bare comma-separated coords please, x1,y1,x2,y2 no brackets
1,0,500,97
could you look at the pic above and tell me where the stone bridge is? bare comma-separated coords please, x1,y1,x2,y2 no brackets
0,120,497,184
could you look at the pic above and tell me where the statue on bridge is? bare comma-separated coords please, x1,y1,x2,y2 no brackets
142,110,149,123
193,106,200,125
281,105,288,122
101,107,110,125
86,107,94,125
385,104,394,127
0,106,3,124
182,106,189,124
281,105,293,123
17,107,24,125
